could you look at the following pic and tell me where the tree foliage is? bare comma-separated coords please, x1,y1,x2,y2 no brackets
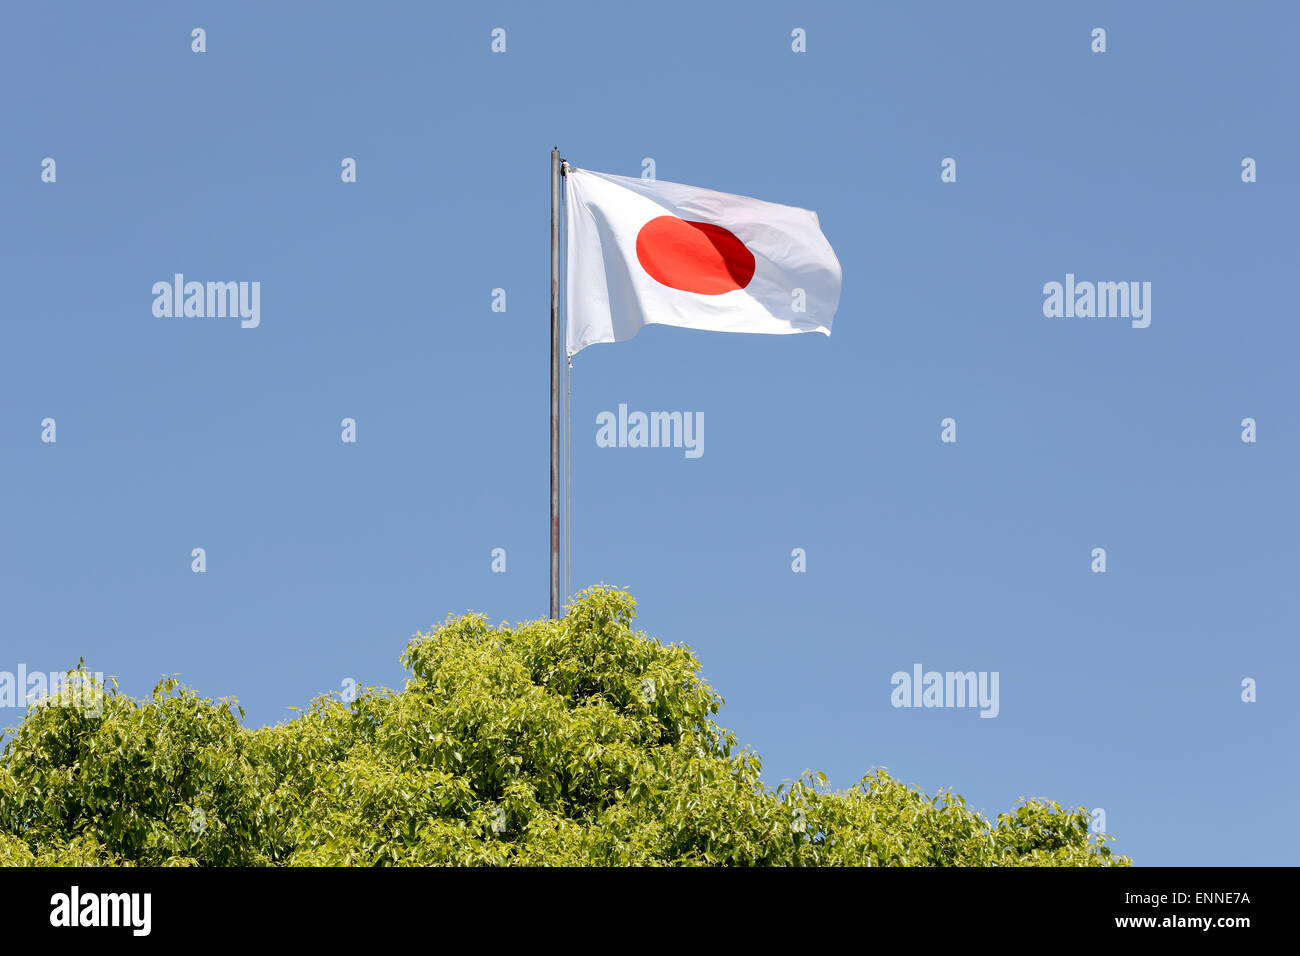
0,587,1128,866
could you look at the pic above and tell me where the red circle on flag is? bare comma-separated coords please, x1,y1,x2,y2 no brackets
635,216,755,295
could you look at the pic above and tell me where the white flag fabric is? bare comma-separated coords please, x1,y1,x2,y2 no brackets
564,168,842,356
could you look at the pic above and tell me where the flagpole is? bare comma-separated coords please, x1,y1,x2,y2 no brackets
550,147,562,620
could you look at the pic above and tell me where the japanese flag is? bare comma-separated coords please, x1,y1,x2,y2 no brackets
564,168,842,356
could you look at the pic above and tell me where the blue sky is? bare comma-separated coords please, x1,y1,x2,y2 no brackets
2,1,1296,865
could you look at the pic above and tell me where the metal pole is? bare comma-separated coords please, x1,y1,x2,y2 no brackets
550,147,562,620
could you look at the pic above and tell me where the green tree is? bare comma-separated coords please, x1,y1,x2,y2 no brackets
0,587,1128,866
